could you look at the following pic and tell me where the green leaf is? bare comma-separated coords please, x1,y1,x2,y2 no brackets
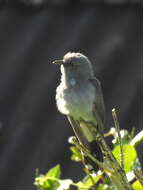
46,165,61,179
97,184,114,190
70,146,82,162
34,165,61,190
34,176,60,190
112,144,137,172
76,173,101,189
132,180,143,190
97,184,104,190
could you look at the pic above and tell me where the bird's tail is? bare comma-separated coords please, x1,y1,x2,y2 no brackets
67,116,103,171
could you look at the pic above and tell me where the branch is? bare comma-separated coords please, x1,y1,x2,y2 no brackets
112,108,124,169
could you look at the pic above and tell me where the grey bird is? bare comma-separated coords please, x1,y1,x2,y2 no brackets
53,52,105,165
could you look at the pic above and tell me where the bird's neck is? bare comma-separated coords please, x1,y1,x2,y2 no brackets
61,71,87,88
60,65,93,88
61,73,75,88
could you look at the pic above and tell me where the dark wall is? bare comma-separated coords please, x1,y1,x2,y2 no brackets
0,1,143,190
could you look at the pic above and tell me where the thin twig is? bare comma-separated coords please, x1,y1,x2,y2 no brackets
80,150,95,186
130,127,135,140
112,108,124,169
69,136,113,173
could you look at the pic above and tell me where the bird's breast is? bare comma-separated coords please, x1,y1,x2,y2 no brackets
56,82,96,121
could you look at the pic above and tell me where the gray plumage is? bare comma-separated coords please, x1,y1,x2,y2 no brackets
54,52,105,151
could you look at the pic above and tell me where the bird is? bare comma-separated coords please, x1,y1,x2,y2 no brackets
53,52,105,169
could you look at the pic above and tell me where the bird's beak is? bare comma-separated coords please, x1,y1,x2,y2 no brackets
52,60,64,65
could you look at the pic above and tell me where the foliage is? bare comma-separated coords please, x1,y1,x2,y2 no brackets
34,111,143,190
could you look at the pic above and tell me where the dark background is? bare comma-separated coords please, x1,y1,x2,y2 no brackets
0,1,143,190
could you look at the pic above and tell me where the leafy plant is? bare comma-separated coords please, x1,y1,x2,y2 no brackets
34,109,143,190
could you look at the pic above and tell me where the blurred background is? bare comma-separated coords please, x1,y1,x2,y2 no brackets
0,0,143,189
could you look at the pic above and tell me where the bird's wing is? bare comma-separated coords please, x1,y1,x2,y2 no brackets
67,116,91,150
89,77,105,131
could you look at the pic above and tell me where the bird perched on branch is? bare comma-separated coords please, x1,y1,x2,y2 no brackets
53,52,105,169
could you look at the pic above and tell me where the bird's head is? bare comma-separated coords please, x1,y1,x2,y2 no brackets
53,52,94,81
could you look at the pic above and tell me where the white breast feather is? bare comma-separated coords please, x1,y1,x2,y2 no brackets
56,81,96,122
